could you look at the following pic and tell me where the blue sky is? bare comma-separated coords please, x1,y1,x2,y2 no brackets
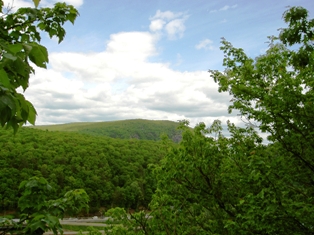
5,0,313,127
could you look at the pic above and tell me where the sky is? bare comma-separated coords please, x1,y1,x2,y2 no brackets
3,0,313,128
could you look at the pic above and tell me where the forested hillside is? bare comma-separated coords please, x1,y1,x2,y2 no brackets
31,119,183,143
1,1,313,234
0,127,170,214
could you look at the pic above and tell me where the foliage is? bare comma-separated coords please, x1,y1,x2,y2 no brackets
0,126,169,212
62,224,106,232
0,176,89,235
1,3,313,235
103,6,314,235
77,227,103,235
0,0,79,132
103,207,151,235
32,119,184,143
209,6,314,233
108,121,267,234
105,120,313,234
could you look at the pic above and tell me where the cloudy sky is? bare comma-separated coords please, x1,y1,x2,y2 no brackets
4,0,313,127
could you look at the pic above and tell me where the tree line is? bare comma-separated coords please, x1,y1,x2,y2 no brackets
31,119,183,143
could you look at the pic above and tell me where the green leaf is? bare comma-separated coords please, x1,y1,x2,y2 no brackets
1,94,16,116
13,57,30,79
27,101,37,125
28,43,48,68
0,69,10,88
28,220,46,234
22,43,33,54
3,53,17,61
32,0,41,8
7,44,23,54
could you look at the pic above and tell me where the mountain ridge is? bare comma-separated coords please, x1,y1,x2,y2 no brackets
30,119,183,143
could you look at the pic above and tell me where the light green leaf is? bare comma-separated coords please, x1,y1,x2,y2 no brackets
32,0,41,8
3,53,17,61
22,43,33,54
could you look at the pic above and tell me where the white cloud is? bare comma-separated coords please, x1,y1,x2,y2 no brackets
209,4,238,13
195,39,214,50
24,28,236,127
220,5,230,11
106,32,157,60
150,10,184,21
149,10,189,40
220,4,237,11
149,19,165,32
47,31,162,85
165,18,186,40
18,7,241,128
2,0,33,9
2,0,84,9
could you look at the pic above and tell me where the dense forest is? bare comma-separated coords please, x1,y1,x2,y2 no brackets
0,121,175,213
30,119,183,143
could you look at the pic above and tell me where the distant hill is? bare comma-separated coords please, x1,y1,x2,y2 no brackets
31,119,183,143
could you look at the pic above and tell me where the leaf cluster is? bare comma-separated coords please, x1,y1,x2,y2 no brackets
1,176,89,235
0,0,79,132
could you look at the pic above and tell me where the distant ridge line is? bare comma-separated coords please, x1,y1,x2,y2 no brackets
30,119,183,143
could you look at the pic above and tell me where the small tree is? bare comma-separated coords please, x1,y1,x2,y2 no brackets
0,177,89,235
0,0,79,132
